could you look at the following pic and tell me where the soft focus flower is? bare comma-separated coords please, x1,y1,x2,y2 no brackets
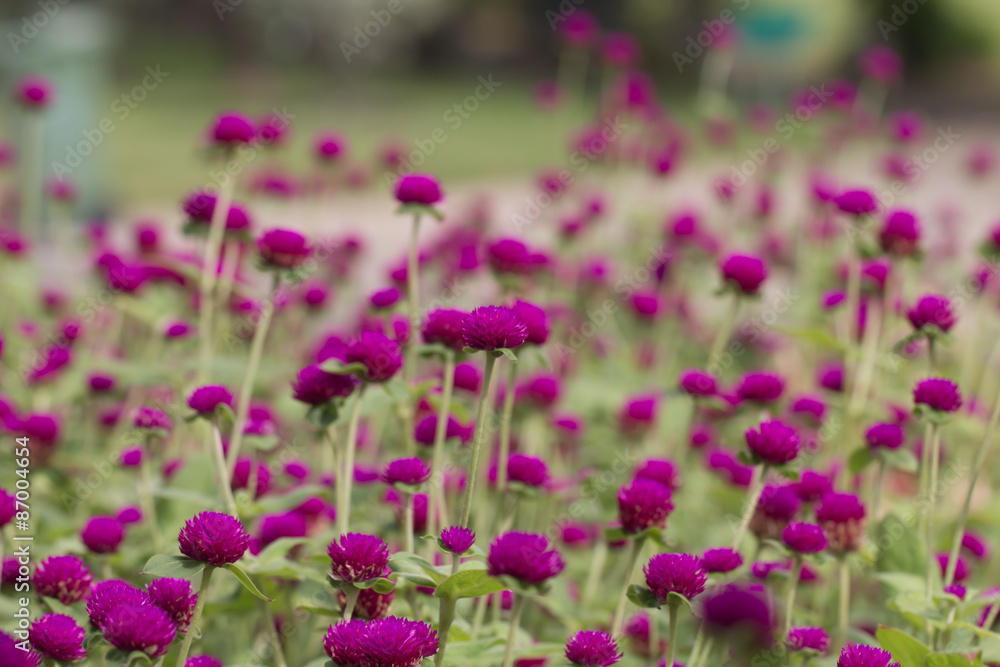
328,533,390,583
914,378,962,413
879,209,920,256
187,385,234,415
680,369,717,397
146,577,198,631
29,613,86,663
101,604,177,658
33,555,92,604
210,111,255,146
907,295,956,333
816,492,866,554
440,526,475,555
512,300,550,345
293,365,357,405
837,643,900,667
462,306,528,351
700,583,776,647
422,309,468,351
786,626,830,653
16,75,52,108
487,532,564,586
865,423,904,450
634,459,679,491
720,254,768,295
257,228,312,269
738,372,785,403
644,553,707,602
414,414,469,446
381,458,431,486
702,547,743,574
347,331,402,383
781,522,828,554
185,657,223,667
617,479,673,534
745,420,801,465
370,287,400,310
565,630,623,666
80,516,125,554
834,189,878,217
962,531,990,560
134,407,171,432
936,553,969,583
178,511,251,566
323,617,438,666
87,580,151,628
394,174,442,205
794,470,833,503
507,455,549,488
860,45,903,82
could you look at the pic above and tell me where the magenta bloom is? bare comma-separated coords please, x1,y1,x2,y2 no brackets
559,8,599,47
507,454,549,488
440,526,476,555
181,191,251,231
721,254,768,295
781,522,828,554
0,489,16,527
738,372,785,403
795,470,833,503
617,479,674,535
292,365,357,405
462,305,528,351
33,555,92,604
816,492,866,554
565,631,622,666
15,75,52,108
834,189,878,217
865,423,904,450
634,459,679,491
936,553,969,583
838,643,900,667
644,553,707,602
134,407,171,431
962,531,990,560
257,228,312,269
80,516,125,554
324,616,438,666
487,239,533,276
315,132,346,161
87,580,151,628
786,626,830,653
370,287,400,310
879,209,920,256
210,111,255,146
414,414,469,446
346,331,402,382
422,309,468,351
1,630,40,666
619,394,658,435
907,295,956,333
146,578,198,631
512,300,551,345
29,613,86,663
745,420,801,465
913,378,962,413
680,369,717,397
860,45,903,82
381,457,431,486
185,657,223,667
88,372,116,394
102,604,177,659
258,512,308,549
187,385,234,415
328,533,390,583
177,511,251,566
394,174,443,205
701,583,776,646
702,547,743,574
487,531,564,585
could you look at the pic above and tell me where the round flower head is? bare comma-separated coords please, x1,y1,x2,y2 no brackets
834,189,878,217
738,372,785,403
487,238,534,276
644,553,707,602
181,191,251,231
962,531,990,560
512,300,551,345
782,522,828,554
2,629,41,665
617,478,674,534
680,369,717,396
210,111,255,146
487,531,565,586
370,287,400,310
29,613,86,663
619,394,658,435
0,489,16,527
838,643,900,667
185,657,223,667
292,365,357,405
507,454,549,488
88,372,116,394
701,583,776,647
944,584,967,600
258,511,308,549
745,420,801,465
440,526,475,555
178,511,251,566
324,616,438,666
134,407,171,432
462,305,528,351
936,553,969,583
865,422,904,450
33,555,92,604
87,580,151,628
879,209,920,256
346,331,402,383
328,533,390,583
907,294,956,333
187,385,233,415
634,459,679,491
381,457,431,487
102,604,177,659
146,577,198,631
394,173,443,205
565,630,622,666
80,516,125,554
913,378,962,413
794,470,833,503
702,547,743,574
257,228,312,269
816,492,866,554
860,45,903,82
15,75,53,108
721,254,768,295
422,309,468,351
791,396,826,424
786,626,830,653
414,414,469,446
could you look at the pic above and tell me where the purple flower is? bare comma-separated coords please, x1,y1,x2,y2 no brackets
147,577,198,631
791,396,826,423
328,533,390,583
907,295,956,333
440,526,476,555
210,111,255,145
702,547,743,574
512,300,551,345
257,228,312,269
879,209,920,256
644,553,707,602
487,239,533,276
738,372,785,403
1,629,41,666
936,552,969,583
680,369,717,396
414,414,469,446
80,516,125,554
781,522,828,554
315,132,346,161
619,394,658,435
914,378,962,413
786,626,830,653
507,454,549,488
834,189,878,217
324,616,438,666
944,584,967,600
33,555,92,604
701,583,776,646
87,580,151,628
292,365,357,405
346,331,402,382
370,287,400,310
0,489,15,527
720,254,768,295
88,372,116,394
422,309,468,351
865,423,904,450
745,420,801,465
232,457,272,498
381,458,431,486
134,407,171,431
487,531,564,585
394,174,443,205
462,306,528,351
258,512,308,549
816,492,866,554
178,511,251,566
29,613,86,663
15,74,53,109
860,45,903,82
837,643,900,667
187,385,234,415
794,470,833,503
101,604,177,659
962,531,989,560
617,479,674,535
517,373,561,409
819,363,844,392
181,191,251,231
565,631,623,666
634,459,679,491
453,362,482,392
185,657,223,667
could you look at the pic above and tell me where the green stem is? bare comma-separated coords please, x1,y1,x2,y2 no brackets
434,598,457,667
649,607,660,658
871,459,886,533
926,422,941,600
210,419,240,517
693,637,714,667
611,536,646,636
783,557,803,638
459,354,498,529
138,451,162,553
687,623,705,666
837,557,851,650
400,213,422,457
580,538,608,608
403,492,415,553
707,293,741,367
500,594,526,667
732,465,769,550
427,350,455,540
470,594,488,640
197,172,235,383
176,566,215,666
666,603,679,667
338,384,368,536
342,584,360,621
261,597,288,667
497,361,518,496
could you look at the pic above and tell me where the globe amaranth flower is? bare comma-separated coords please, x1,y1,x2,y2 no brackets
394,174,443,206
210,111,255,146
181,191,251,232
619,394,658,436
134,406,171,432
644,553,707,602
462,305,528,351
634,459,680,491
834,189,878,217
679,369,717,396
258,511,308,550
88,372,116,394
257,228,312,269
944,584,967,600
187,385,234,415
907,294,955,333
865,422,904,450
914,378,962,413
936,552,970,583
292,365,357,405
738,372,785,403
559,8,598,47
794,470,833,503
516,373,561,409
751,484,802,541
512,300,551,345
346,331,402,383
700,583,776,647
16,75,52,108
381,457,431,487
328,533,390,584
745,420,801,465
29,613,86,663
487,238,534,276
324,616,438,667
702,547,743,574
786,626,830,653
860,45,903,82
178,511,251,566
101,604,177,659
837,643,900,667
781,522,828,554
879,209,920,256
80,516,125,554
33,555,92,604
617,478,674,535
962,531,990,560
87,580,151,628
487,531,565,586
507,454,549,488
336,574,395,620
565,630,623,666
185,657,223,667
370,287,400,310
414,414,469,446
146,577,198,631
440,526,476,555
816,492,866,554
720,254,768,295
0,489,16,527
1,629,41,666
421,309,468,351
315,132,346,161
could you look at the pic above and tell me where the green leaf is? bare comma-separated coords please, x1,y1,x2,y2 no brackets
926,654,975,667
243,434,280,452
298,604,340,617
215,402,236,425
875,572,925,594
876,514,924,578
141,554,205,580
876,625,931,667
667,591,693,611
318,359,369,377
496,348,518,363
462,346,480,355
224,563,273,601
849,447,875,475
775,464,800,481
434,570,507,600
880,448,919,473
417,342,452,359
306,402,342,428
774,326,845,351
626,585,661,608
84,630,106,651
255,537,311,564
389,552,449,587
104,649,153,666
737,450,758,466
355,577,395,594
604,526,627,543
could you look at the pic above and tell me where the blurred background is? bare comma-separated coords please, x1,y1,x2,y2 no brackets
0,0,999,218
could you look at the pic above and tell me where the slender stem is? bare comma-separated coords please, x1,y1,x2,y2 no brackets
338,384,368,536
649,607,660,658
197,173,235,383
918,420,932,545
837,557,851,650
693,637,715,667
470,594,488,640
176,566,215,666
427,350,455,540
138,451,162,553
403,492,415,553
581,538,608,608
497,361,518,496
400,213,422,457
732,465,769,550
434,598,457,667
707,293,741,367
783,557,803,638
666,603,679,667
261,597,288,667
611,536,646,636
871,459,886,532
686,623,705,666
342,584,360,621
500,594,526,667
215,240,242,316
210,419,240,517
459,354,498,529
225,274,281,472
925,422,941,600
